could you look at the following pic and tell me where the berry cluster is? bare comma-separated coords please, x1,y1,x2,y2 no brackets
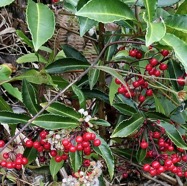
0,151,28,170
115,48,171,103
25,130,101,163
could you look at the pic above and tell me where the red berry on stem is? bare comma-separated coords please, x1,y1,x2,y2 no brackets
145,64,153,71
140,141,148,149
146,89,153,96
152,161,160,169
0,140,5,147
138,95,145,103
115,78,121,85
55,155,62,162
143,164,151,172
61,154,68,160
136,52,142,59
69,146,77,153
3,152,9,159
76,136,83,143
122,173,128,178
33,141,40,149
83,159,90,167
93,139,101,147
149,58,158,66
22,157,28,165
159,63,168,70
50,150,57,157
25,140,33,148
77,143,83,151
132,81,140,88
129,49,137,57
62,139,70,147
161,49,169,57
177,77,185,86
154,70,161,77
83,132,92,141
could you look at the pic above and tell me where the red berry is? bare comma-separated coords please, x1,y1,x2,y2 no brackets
39,130,48,139
132,81,140,88
37,146,44,152
157,166,165,174
115,78,121,85
1,160,7,167
138,95,145,103
6,162,13,169
33,141,40,149
129,49,137,57
143,164,151,172
83,159,90,167
159,63,168,70
52,0,59,3
149,169,157,176
164,159,173,167
154,70,161,77
62,139,70,147
22,157,28,165
152,131,160,139
50,150,57,157
83,146,91,155
61,154,68,160
140,141,148,149
55,155,62,162
3,152,9,159
136,52,142,59
122,172,128,178
118,86,126,94
15,158,22,165
90,133,96,140
152,161,160,169
149,58,158,66
76,136,83,143
161,49,169,57
177,77,185,86
148,68,156,75
167,146,174,151
0,140,5,148
69,146,77,153
43,142,51,150
93,139,101,147
15,164,22,170
83,132,92,141
77,143,83,151
25,140,33,148
182,155,187,162
145,64,153,71
146,89,153,96
184,171,187,178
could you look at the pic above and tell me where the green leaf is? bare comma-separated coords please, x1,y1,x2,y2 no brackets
45,58,90,74
168,60,184,91
40,102,81,121
89,119,111,126
32,114,79,130
136,148,146,163
153,95,166,114
76,0,135,23
0,96,12,111
78,17,98,37
160,33,187,72
136,0,181,7
24,147,37,164
143,14,166,46
113,103,137,116
88,62,100,90
26,0,55,51
16,30,33,48
50,157,64,180
109,78,119,105
111,113,144,138
16,53,47,64
69,151,82,172
160,121,187,149
0,0,14,7
72,85,86,109
143,0,157,22
51,75,69,89
88,129,114,179
61,45,87,62
22,79,41,115
0,111,30,124
13,69,56,86
165,15,187,34
2,84,22,102
177,0,187,14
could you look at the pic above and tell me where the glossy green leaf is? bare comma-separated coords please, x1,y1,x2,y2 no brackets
50,157,64,179
51,75,69,89
144,14,166,46
111,113,144,138
136,148,146,163
168,60,183,91
88,62,100,90
2,84,22,102
76,0,135,23
136,0,181,7
176,0,187,14
160,33,187,72
26,0,55,51
40,102,81,121
160,121,187,149
0,111,30,124
0,96,11,111
72,85,86,109
0,0,14,7
32,114,79,130
22,79,41,115
24,147,37,164
16,30,33,48
113,103,137,116
88,129,114,179
45,58,90,74
61,45,87,62
78,17,98,37
143,0,157,22
145,112,170,121
109,78,119,105
153,95,165,114
16,53,47,64
89,119,111,126
69,151,82,172
165,15,187,34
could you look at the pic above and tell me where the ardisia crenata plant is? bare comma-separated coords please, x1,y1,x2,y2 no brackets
1,0,187,185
